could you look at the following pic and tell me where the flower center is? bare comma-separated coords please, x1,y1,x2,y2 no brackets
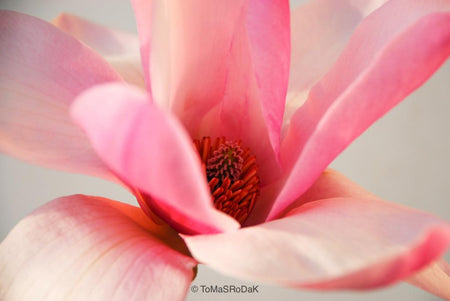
194,137,260,225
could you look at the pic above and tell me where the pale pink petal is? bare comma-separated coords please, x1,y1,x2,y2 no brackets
269,2,450,219
142,1,284,164
53,13,145,88
134,1,284,197
71,83,239,234
288,0,388,92
132,1,291,182
0,11,122,180
184,172,450,290
52,13,137,57
244,0,290,155
0,195,196,301
282,168,379,210
130,0,153,92
199,0,290,168
285,0,388,122
407,260,450,300
142,0,244,112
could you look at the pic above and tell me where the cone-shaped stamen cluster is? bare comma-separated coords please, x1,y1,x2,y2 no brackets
206,140,244,182
194,137,260,225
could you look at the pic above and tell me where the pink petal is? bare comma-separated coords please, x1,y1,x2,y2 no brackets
407,260,450,300
0,11,122,180
193,5,284,185
71,83,239,234
244,0,291,155
270,2,450,219
284,168,379,209
288,0,388,92
140,0,245,111
286,0,388,122
184,171,450,291
130,0,153,92
0,195,196,300
53,13,145,88
138,1,287,169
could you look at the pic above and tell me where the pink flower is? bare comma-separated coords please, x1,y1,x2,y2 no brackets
1,0,450,300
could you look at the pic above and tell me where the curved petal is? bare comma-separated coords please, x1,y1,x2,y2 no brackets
137,1,288,169
140,0,245,111
53,13,145,88
0,195,196,301
184,172,450,291
270,1,450,219
285,168,379,209
130,0,154,92
244,0,290,155
0,11,122,180
407,260,450,300
71,83,239,234
285,0,388,123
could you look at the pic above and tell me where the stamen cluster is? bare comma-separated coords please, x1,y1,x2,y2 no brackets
194,137,260,224
206,141,244,182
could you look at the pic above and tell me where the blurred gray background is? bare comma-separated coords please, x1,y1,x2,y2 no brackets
1,0,449,300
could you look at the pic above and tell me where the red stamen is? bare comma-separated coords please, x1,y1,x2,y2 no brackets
193,136,260,225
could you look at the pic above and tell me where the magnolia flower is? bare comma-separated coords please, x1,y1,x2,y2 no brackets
1,0,450,300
